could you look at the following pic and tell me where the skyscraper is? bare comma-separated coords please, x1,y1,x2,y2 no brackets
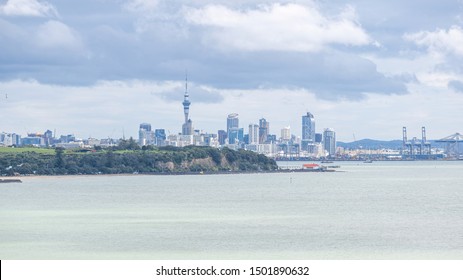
155,129,166,146
139,123,155,146
228,128,238,144
182,75,193,135
227,113,239,132
227,113,239,143
243,134,250,145
238,128,244,143
248,124,259,144
281,126,291,141
302,112,315,142
140,123,151,132
218,130,227,145
323,128,336,156
259,118,269,144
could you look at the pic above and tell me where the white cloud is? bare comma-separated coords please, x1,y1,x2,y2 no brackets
390,26,463,91
36,20,82,50
184,3,372,52
404,25,463,56
0,0,58,17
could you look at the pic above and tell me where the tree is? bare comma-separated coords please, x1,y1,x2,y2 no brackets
55,147,65,168
117,137,140,150
208,148,222,165
105,149,115,168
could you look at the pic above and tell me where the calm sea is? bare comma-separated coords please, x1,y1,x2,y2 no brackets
1,161,462,259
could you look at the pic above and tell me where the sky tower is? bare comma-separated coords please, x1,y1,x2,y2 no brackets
182,73,193,135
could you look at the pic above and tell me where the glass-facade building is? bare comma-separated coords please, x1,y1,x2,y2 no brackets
227,113,239,143
259,118,269,144
323,128,336,156
302,112,315,142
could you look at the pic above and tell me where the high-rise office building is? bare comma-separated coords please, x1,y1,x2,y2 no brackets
228,128,239,144
218,130,227,145
227,113,239,132
259,118,269,144
302,112,315,142
59,134,75,143
323,128,336,156
238,128,244,143
0,132,21,146
243,134,250,145
155,129,166,146
301,112,316,151
182,75,193,135
154,129,166,140
267,134,277,143
281,126,291,141
139,123,155,146
140,123,151,132
227,113,239,142
249,124,259,144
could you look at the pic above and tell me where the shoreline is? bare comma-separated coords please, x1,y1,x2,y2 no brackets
0,168,337,180
3,160,462,179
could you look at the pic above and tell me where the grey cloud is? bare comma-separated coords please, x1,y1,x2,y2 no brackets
0,18,90,84
0,0,412,100
178,51,408,100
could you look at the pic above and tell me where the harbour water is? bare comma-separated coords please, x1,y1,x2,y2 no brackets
1,161,462,259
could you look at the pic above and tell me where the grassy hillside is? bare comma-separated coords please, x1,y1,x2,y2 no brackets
0,147,56,155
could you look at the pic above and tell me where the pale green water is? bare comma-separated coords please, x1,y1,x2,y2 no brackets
1,161,462,259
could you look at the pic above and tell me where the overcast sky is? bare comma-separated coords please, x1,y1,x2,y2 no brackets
1,0,463,141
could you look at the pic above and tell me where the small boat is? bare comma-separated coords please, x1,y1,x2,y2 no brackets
363,159,373,163
321,160,333,163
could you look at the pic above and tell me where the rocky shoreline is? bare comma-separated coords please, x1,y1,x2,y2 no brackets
0,168,338,180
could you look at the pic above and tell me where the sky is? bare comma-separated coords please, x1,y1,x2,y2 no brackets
0,0,463,141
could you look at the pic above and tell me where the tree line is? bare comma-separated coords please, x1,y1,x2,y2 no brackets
0,144,278,176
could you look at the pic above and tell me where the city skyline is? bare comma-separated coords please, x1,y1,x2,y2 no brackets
1,0,463,141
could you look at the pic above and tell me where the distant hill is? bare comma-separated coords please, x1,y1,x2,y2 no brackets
337,139,445,150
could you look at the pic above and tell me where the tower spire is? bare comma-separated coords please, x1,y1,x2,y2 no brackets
185,70,188,97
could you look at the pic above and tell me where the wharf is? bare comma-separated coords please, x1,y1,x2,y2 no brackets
278,164,337,172
277,168,336,173
0,178,22,183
